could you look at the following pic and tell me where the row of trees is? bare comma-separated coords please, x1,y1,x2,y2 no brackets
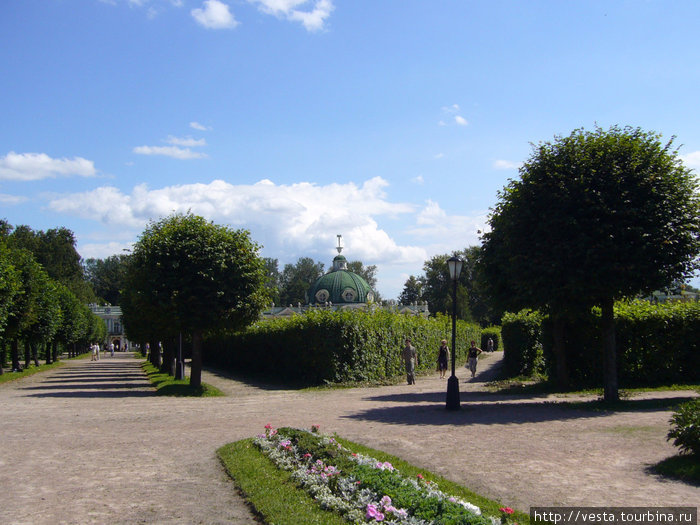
0,222,107,374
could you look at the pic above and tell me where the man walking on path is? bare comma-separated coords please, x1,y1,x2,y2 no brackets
402,338,418,385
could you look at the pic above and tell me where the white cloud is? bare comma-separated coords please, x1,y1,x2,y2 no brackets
48,177,423,266
0,193,28,205
493,159,521,170
165,135,207,147
190,122,210,131
132,145,208,159
454,115,468,126
406,200,487,252
411,175,424,184
191,0,239,29
249,0,334,32
680,151,700,170
0,152,96,181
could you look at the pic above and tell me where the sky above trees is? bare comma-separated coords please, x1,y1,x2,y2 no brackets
2,1,699,298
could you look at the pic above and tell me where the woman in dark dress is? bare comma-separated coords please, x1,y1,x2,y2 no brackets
437,339,449,379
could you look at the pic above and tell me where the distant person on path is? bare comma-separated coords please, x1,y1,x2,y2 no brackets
402,339,418,385
437,339,449,379
466,340,482,378
487,337,494,352
91,343,97,361
109,342,114,357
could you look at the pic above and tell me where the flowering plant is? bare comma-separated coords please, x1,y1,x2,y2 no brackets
254,425,504,524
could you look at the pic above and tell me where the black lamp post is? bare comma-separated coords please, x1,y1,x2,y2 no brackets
446,255,463,410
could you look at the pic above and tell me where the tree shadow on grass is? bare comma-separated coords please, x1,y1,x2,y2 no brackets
646,454,700,486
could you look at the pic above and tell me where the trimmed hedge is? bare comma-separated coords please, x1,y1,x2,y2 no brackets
506,300,699,387
501,310,544,376
480,326,501,352
204,309,480,385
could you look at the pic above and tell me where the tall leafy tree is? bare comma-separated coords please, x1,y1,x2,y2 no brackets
279,257,324,305
262,257,281,306
84,254,129,305
127,213,268,387
480,126,700,401
398,275,423,305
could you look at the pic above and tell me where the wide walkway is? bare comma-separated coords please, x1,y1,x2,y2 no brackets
1,352,697,524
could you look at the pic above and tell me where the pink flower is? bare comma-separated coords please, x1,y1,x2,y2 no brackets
264,424,272,430
500,507,514,515
303,453,312,458
366,504,379,519
380,496,392,507
417,473,424,480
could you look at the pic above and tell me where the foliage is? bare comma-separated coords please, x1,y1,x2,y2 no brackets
279,257,325,306
667,399,700,456
263,257,281,306
205,309,480,385
249,426,513,525
83,254,129,305
480,125,700,401
0,242,20,336
124,212,268,386
541,300,700,388
347,260,381,301
398,275,423,305
501,310,544,377
480,326,501,352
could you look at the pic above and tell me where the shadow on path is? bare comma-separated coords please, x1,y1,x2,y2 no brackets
16,354,155,399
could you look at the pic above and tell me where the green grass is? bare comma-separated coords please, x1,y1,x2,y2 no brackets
218,439,348,525
651,454,700,485
141,362,224,397
0,360,67,385
218,435,529,525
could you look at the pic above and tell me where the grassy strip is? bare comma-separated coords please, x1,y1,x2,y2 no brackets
218,435,529,525
141,362,224,397
217,439,347,525
651,454,700,485
0,360,66,385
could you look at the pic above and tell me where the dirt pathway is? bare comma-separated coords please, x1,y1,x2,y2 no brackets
1,352,697,524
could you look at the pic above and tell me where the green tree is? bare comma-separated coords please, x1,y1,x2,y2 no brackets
347,261,381,301
480,126,700,401
262,257,281,306
0,242,20,374
398,275,423,305
84,254,129,305
127,213,268,387
279,257,324,305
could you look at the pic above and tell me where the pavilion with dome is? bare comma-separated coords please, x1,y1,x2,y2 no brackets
261,235,428,319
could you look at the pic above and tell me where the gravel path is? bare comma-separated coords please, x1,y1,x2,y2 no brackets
1,352,697,524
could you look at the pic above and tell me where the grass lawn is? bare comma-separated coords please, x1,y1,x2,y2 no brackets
0,360,67,385
141,361,224,397
218,435,530,525
651,454,700,485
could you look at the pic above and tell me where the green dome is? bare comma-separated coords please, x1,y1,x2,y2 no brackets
307,268,375,304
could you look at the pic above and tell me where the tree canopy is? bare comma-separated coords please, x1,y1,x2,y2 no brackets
123,212,268,387
480,125,700,400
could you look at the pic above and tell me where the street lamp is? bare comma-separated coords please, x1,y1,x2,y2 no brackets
446,256,463,410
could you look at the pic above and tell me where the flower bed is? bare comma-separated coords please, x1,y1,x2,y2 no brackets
254,425,516,525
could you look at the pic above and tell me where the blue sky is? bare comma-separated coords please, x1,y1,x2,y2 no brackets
2,0,699,299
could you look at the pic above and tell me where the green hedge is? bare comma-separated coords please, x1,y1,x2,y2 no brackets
500,310,544,376
480,326,501,352
510,300,699,387
204,309,480,385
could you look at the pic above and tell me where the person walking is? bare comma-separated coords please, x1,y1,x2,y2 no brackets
487,337,494,352
402,339,418,385
466,340,482,378
437,339,449,379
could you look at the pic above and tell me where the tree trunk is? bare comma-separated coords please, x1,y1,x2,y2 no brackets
601,297,619,403
551,316,570,389
160,337,175,375
52,341,59,363
0,342,5,375
32,343,39,367
190,331,203,388
11,340,21,371
149,338,161,368
24,341,31,369
45,342,52,365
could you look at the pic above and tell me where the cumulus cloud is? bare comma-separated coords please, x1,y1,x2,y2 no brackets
493,159,521,170
249,0,334,32
406,200,487,252
48,176,424,265
132,145,208,159
0,193,27,205
454,115,468,126
191,0,238,29
165,136,207,147
0,152,96,181
680,151,700,170
190,122,210,131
